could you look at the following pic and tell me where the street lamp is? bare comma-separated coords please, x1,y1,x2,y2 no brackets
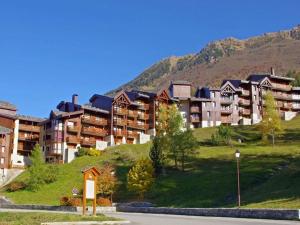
235,149,241,208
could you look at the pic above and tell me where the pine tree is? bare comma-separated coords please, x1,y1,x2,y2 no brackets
127,158,154,200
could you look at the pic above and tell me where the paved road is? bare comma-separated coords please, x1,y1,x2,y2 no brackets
105,212,300,225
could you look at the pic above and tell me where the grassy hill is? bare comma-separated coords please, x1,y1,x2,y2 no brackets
2,116,300,208
107,25,300,95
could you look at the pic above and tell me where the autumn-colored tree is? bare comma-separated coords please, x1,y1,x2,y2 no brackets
127,158,154,200
97,164,117,202
259,91,282,146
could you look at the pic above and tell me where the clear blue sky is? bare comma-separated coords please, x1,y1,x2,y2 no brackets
0,0,300,117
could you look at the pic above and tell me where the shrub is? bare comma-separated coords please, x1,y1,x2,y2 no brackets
59,196,70,206
76,147,88,157
59,196,82,206
96,197,112,206
87,148,101,156
7,181,26,192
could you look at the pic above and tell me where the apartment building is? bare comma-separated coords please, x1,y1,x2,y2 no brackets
0,101,44,179
170,68,300,128
42,89,174,163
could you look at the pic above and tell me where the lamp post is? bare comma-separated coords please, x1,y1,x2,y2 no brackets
235,149,241,208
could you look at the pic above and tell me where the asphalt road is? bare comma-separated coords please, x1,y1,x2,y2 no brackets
105,212,300,225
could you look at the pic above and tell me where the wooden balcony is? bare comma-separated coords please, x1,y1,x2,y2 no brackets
292,104,300,110
67,126,80,133
19,124,40,133
138,104,150,110
127,132,139,139
221,118,233,124
241,90,250,96
82,116,108,126
81,127,107,137
239,109,251,116
114,120,127,126
80,139,95,147
114,108,127,115
18,135,39,142
66,136,80,144
221,109,233,114
273,93,292,101
127,122,148,130
190,117,200,123
239,99,251,106
128,111,138,118
114,130,127,137
220,98,233,105
137,114,149,120
190,107,200,113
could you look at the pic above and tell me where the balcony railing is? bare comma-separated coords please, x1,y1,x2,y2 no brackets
114,108,127,115
239,109,251,115
292,104,300,109
137,114,149,120
239,99,251,106
127,132,139,139
138,104,150,110
18,135,39,142
220,98,233,105
221,118,233,124
273,93,292,101
80,139,95,146
190,117,200,123
67,126,80,133
114,130,127,137
114,120,127,126
19,124,40,133
81,127,107,137
241,90,250,96
128,111,138,118
221,109,233,114
127,122,148,130
82,116,108,126
66,136,80,144
190,107,200,113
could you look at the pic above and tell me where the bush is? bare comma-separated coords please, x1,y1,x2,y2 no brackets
7,181,26,192
76,147,88,157
59,196,82,206
96,197,112,206
87,148,101,156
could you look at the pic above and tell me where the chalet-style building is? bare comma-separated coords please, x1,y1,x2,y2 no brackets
170,68,300,128
41,89,174,163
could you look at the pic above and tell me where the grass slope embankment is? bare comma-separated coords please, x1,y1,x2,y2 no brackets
2,116,300,209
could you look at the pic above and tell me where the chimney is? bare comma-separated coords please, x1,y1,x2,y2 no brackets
72,94,78,105
270,67,275,75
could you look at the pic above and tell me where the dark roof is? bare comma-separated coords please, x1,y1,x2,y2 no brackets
125,91,150,102
171,80,192,86
247,74,269,82
0,125,11,134
17,114,45,123
221,80,242,89
0,101,17,111
89,94,113,111
81,103,110,114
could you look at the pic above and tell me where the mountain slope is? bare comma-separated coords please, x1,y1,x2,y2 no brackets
107,25,300,95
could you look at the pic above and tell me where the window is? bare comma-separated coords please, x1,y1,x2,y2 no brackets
254,95,257,100
207,111,211,119
0,158,4,164
211,92,215,98
203,102,206,108
235,105,238,110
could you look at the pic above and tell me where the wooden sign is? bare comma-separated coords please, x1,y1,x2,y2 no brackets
81,166,100,216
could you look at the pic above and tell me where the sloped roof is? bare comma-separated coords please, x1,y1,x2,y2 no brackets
17,114,45,123
81,103,110,114
89,94,113,111
0,101,17,111
221,80,242,89
247,74,269,82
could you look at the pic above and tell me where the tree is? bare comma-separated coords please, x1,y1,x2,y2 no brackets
97,164,117,202
218,125,233,146
127,158,154,200
174,129,197,171
27,144,46,191
259,91,282,146
149,136,163,175
287,70,300,87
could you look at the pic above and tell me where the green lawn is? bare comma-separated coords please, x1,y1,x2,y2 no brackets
0,212,117,225
2,116,300,209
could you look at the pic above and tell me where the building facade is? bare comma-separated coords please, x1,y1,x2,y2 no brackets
170,69,300,128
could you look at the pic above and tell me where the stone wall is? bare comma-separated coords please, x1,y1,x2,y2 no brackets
116,205,299,220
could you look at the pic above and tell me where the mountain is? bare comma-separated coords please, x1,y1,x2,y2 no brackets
107,25,300,95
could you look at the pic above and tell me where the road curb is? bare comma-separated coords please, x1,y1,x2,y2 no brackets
41,221,130,225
